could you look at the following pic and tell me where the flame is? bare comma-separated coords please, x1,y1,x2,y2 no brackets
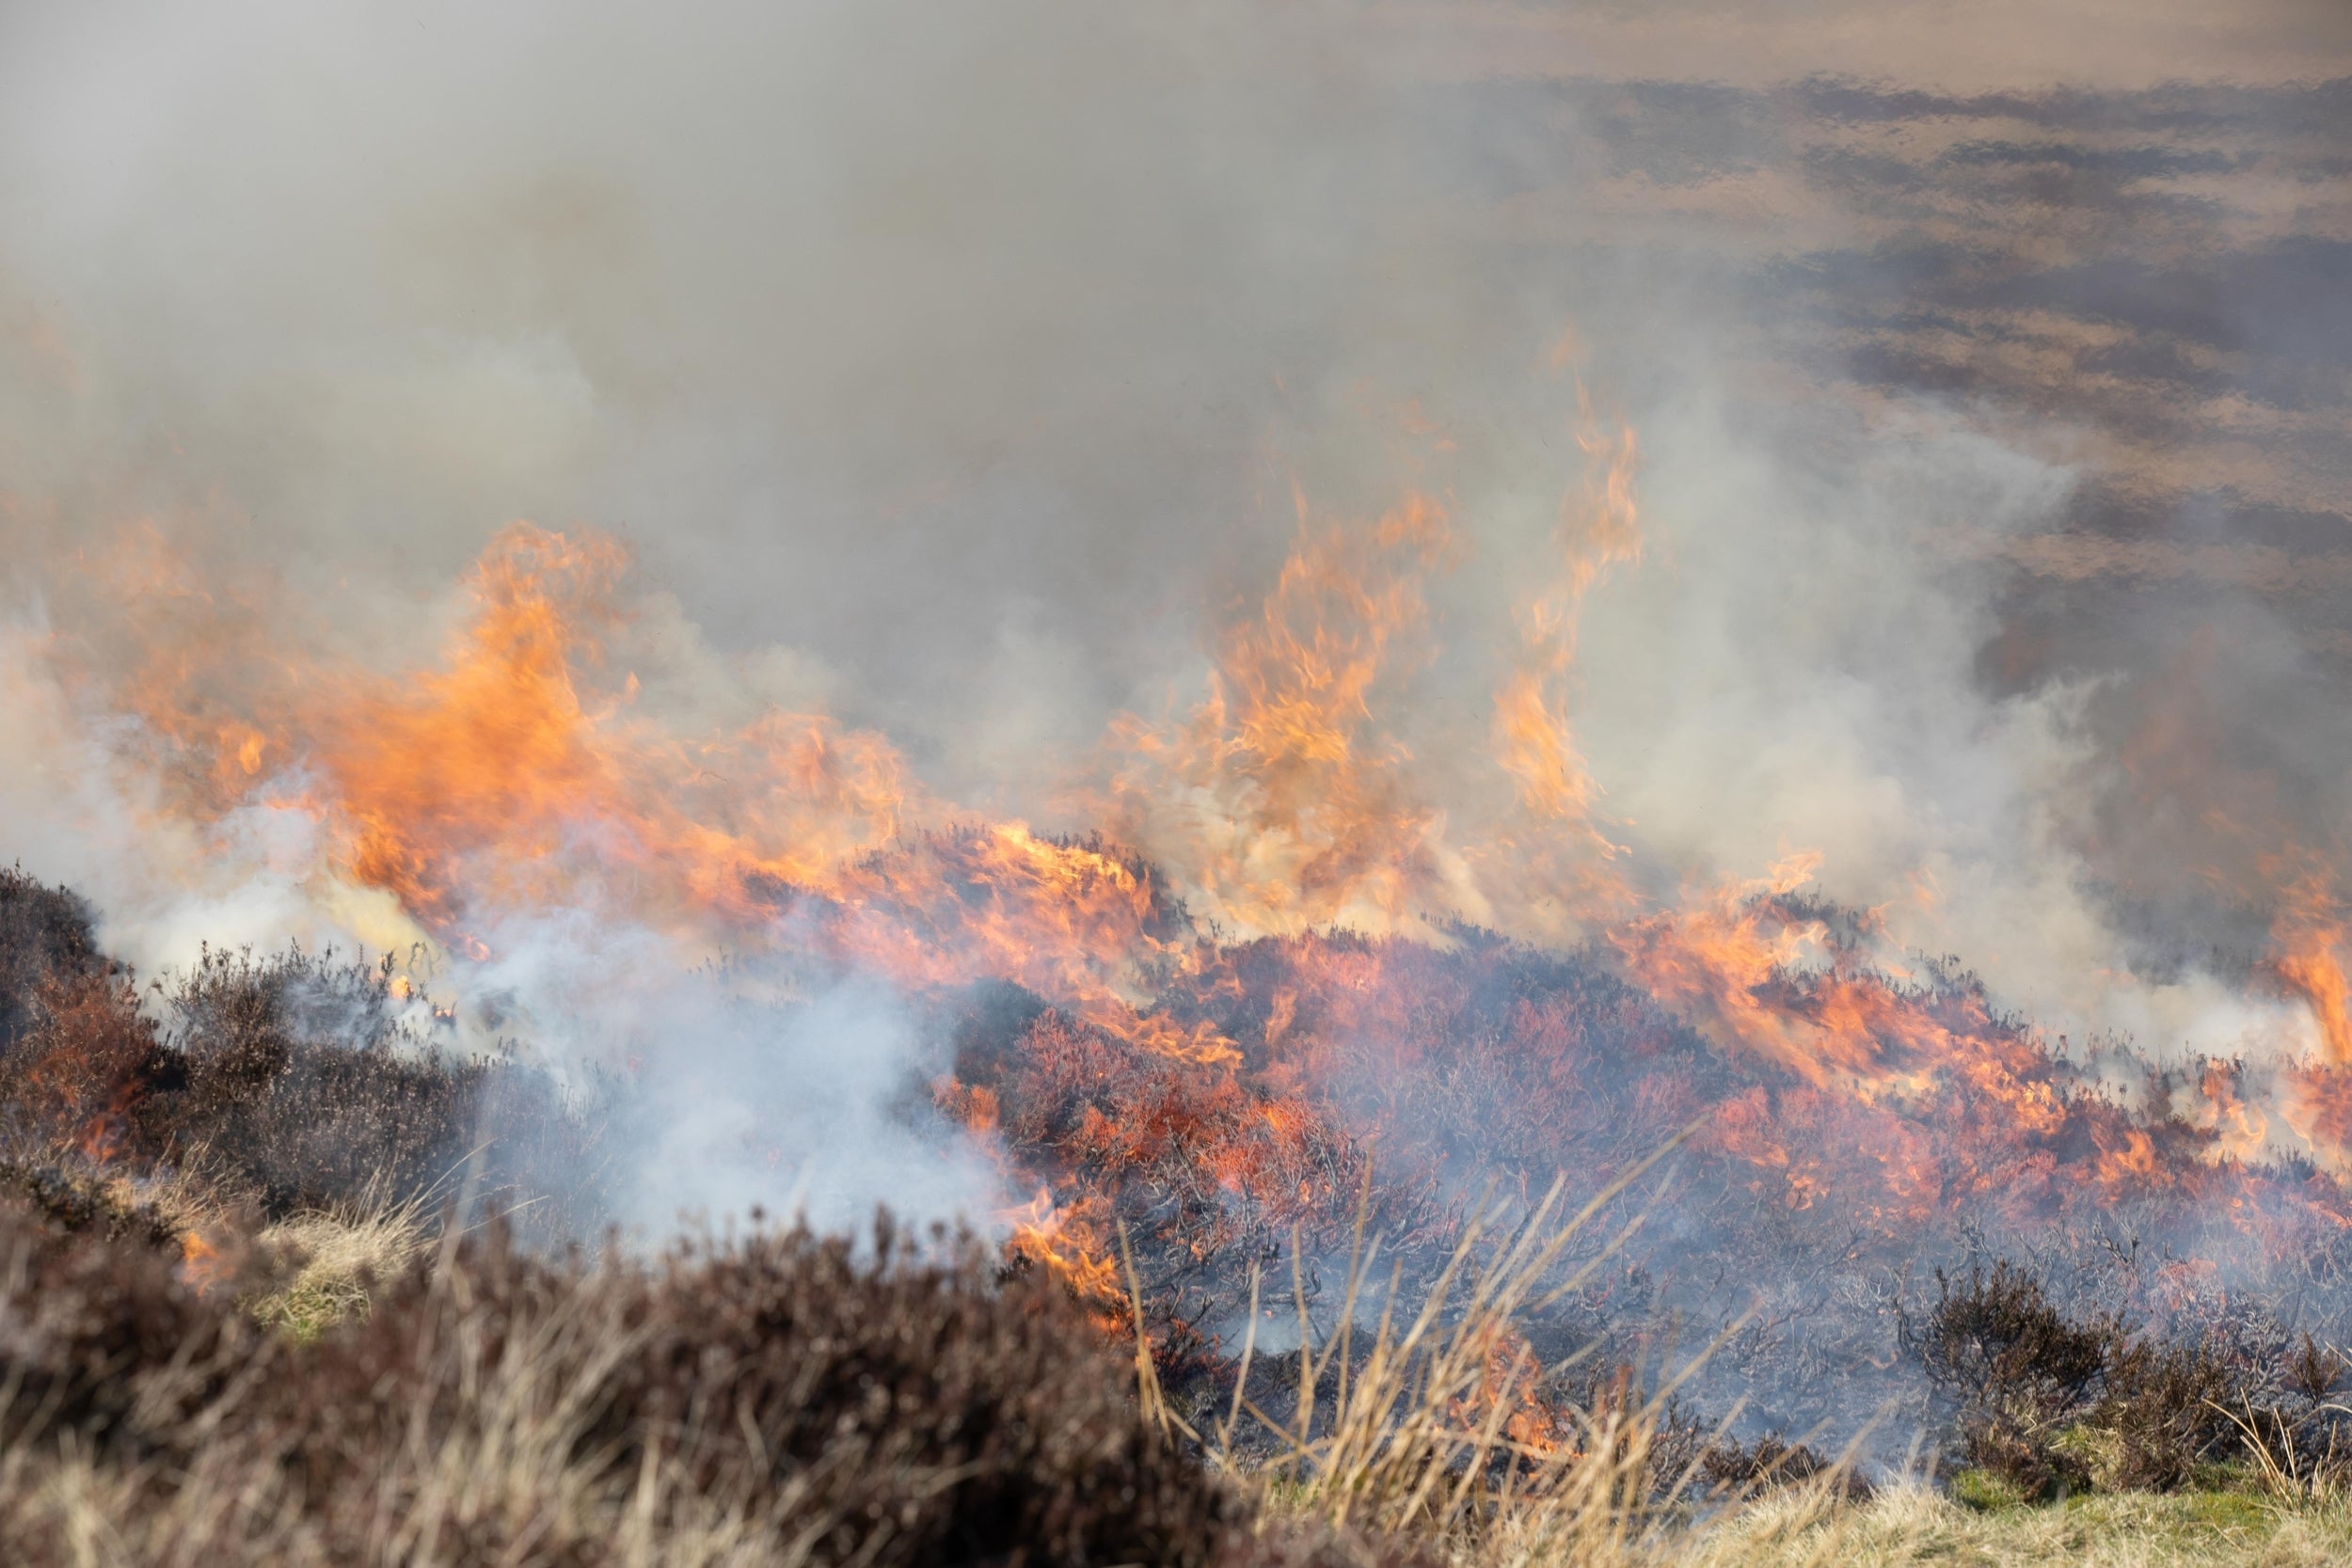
2268,854,2352,1064
995,1185,1122,1309
40,354,2352,1320
1101,490,1463,938
1608,853,1887,1084
309,526,910,945
2249,851,2352,1157
1480,365,1645,938
76,1108,126,1166
178,1230,230,1295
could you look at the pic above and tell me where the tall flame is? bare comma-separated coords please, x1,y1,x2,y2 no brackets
1101,489,1464,937
1481,359,1645,938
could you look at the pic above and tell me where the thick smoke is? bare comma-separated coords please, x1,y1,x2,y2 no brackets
2,1,2348,1228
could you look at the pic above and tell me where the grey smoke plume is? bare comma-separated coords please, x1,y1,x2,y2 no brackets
3,0,2349,1223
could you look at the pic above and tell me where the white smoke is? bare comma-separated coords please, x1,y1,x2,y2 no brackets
2,0,2344,1225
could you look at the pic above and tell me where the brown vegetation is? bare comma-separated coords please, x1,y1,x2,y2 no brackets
0,1198,1263,1568
1908,1259,2352,1499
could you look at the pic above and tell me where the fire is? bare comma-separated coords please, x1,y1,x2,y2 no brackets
995,1185,1122,1311
33,359,2352,1360
2268,855,2352,1064
179,1229,230,1295
310,526,911,946
2244,851,2352,1154
1481,361,1645,940
814,825,1239,1067
1100,490,1464,938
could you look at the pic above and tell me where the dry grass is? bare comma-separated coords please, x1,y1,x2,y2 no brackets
1151,1150,1865,1568
1685,1483,2352,1567
0,1202,1253,1568
246,1191,433,1338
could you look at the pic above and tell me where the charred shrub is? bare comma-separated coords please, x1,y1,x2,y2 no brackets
134,946,490,1214
1911,1258,2292,1497
2212,1332,2352,1493
1914,1260,2111,1418
1911,1260,2113,1495
0,910,596,1230
2096,1336,2236,1491
1697,1432,1873,1504
0,867,103,1046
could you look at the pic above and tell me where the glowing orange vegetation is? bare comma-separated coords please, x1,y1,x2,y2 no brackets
1617,854,1949,1090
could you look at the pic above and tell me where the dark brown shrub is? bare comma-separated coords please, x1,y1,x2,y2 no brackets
0,1197,1247,1567
1913,1260,2112,1419
1909,1259,2116,1496
0,866,103,1046
2285,1332,2347,1402
1909,1257,2346,1497
2095,1337,2236,1491
131,945,489,1214
0,1198,274,1456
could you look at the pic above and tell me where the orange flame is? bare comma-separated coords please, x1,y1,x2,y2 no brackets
994,1185,1121,1310
178,1230,230,1295
50,354,2352,1291
1481,365,1644,938
1101,490,1461,937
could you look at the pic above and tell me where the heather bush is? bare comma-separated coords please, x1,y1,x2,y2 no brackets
0,865,103,1045
1911,1256,2352,1499
0,881,604,1238
1696,1432,1873,1505
0,1197,1252,1568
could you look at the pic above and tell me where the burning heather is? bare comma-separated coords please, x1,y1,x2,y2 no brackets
12,449,2352,1457
4,3,2352,1560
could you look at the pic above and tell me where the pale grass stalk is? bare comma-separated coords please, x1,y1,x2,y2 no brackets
249,1192,432,1337
1166,1127,1884,1565
2207,1391,2352,1508
1684,1481,2352,1568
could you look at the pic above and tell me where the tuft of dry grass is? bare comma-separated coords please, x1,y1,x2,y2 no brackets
245,1191,433,1338
1160,1151,1869,1568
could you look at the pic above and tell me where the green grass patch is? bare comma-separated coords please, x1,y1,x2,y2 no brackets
1951,1468,2032,1512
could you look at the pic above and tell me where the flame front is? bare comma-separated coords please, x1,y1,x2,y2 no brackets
36,384,2352,1326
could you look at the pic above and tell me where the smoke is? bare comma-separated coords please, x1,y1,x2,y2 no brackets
2,0,2349,1227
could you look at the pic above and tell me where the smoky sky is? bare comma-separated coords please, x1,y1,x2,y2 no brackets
2,2,2349,1056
